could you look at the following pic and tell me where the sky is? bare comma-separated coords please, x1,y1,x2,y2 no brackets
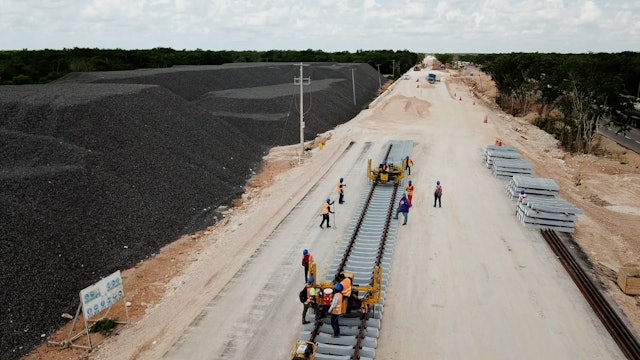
1,0,639,53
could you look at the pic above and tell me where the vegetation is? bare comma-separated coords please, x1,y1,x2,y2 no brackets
90,318,118,336
0,48,419,85
437,52,640,153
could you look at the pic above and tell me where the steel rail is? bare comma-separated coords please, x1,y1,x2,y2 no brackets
307,144,401,359
541,229,640,360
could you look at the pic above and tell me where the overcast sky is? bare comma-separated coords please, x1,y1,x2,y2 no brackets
1,0,638,53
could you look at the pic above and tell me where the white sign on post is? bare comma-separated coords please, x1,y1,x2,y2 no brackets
79,270,124,320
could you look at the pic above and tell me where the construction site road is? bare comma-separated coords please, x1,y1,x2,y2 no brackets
91,63,627,360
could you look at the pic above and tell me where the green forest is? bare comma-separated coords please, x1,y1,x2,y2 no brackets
2,48,639,155
0,48,419,85
439,52,640,153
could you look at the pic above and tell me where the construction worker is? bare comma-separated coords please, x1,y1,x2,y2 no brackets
381,161,390,174
405,180,414,205
337,178,346,204
393,193,412,225
516,189,527,215
301,249,314,282
405,155,413,175
433,180,443,208
302,277,317,324
338,273,351,300
320,198,334,228
328,283,343,338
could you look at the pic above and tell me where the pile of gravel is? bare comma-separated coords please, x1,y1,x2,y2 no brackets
0,63,383,359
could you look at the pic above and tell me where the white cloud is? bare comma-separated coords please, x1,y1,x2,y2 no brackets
0,0,638,52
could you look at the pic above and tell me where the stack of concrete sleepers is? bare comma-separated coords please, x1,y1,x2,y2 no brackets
483,145,520,168
507,175,560,200
516,197,583,233
492,158,532,178
483,146,532,178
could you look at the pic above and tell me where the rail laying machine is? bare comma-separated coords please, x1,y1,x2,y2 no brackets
291,263,383,359
367,158,407,184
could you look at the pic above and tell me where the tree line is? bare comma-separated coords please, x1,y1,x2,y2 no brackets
439,52,640,153
0,48,419,85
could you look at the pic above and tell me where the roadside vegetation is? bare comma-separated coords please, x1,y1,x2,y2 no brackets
436,52,640,154
0,48,418,85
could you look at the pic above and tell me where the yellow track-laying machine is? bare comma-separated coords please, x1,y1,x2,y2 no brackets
291,263,383,359
367,158,406,184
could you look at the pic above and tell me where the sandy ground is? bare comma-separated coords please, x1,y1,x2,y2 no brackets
28,63,640,360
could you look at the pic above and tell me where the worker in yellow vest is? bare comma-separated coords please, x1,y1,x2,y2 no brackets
328,283,343,338
302,276,317,324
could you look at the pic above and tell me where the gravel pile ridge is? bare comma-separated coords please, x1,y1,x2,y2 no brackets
0,63,383,359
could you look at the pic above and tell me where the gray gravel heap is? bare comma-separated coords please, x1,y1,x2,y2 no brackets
0,62,383,359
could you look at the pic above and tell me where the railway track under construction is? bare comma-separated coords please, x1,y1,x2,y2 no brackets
541,230,640,360
292,141,640,360
292,140,412,360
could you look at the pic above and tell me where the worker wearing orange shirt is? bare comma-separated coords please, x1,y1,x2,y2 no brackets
405,180,414,204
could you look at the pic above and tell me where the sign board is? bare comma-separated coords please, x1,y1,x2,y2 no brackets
79,271,124,320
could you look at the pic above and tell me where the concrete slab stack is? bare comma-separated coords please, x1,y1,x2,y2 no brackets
483,146,532,178
507,175,560,199
516,196,583,233
483,144,582,233
483,145,520,167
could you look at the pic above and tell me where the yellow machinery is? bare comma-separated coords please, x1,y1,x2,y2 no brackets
291,340,316,360
367,158,406,184
291,263,383,359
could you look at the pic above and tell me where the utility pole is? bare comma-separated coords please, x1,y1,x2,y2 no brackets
293,63,310,164
351,68,356,105
392,59,395,78
376,64,381,89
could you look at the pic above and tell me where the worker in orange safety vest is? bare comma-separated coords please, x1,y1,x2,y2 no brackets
405,180,415,204
337,178,346,204
320,198,334,228
405,155,413,175
328,283,343,338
